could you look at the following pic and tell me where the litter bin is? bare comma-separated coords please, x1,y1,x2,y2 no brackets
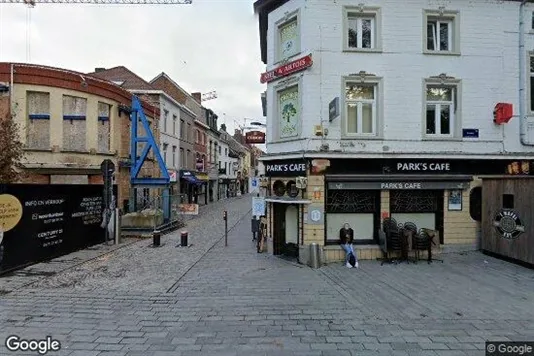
309,243,320,269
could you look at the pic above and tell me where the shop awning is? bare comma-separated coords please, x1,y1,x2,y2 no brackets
265,196,311,204
196,173,209,181
180,170,202,185
326,174,473,190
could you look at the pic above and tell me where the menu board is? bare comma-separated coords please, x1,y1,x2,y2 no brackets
0,184,116,274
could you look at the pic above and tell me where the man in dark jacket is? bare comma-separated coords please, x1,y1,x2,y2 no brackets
340,223,358,268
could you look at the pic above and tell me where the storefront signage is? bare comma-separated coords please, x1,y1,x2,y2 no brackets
328,181,469,190
396,162,451,172
264,160,307,177
493,209,525,240
462,129,479,138
329,97,339,122
325,158,534,176
245,131,266,144
260,54,313,84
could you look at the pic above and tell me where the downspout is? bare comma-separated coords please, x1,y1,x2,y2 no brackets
519,0,534,145
10,64,14,118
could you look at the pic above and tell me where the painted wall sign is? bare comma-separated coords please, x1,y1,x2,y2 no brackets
264,160,308,177
260,54,313,84
328,181,470,190
245,131,266,144
462,128,479,138
493,210,525,240
329,97,340,122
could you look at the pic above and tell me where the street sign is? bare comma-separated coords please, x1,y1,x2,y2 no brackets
252,197,266,217
251,178,258,188
100,159,115,177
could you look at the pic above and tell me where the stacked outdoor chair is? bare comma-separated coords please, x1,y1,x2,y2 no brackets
378,218,403,265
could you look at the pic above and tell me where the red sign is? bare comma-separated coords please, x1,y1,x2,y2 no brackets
260,54,313,84
245,131,266,144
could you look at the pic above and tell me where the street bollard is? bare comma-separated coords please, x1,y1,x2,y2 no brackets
153,230,161,247
223,210,228,247
180,231,188,247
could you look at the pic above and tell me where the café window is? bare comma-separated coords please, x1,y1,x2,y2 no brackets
325,189,379,244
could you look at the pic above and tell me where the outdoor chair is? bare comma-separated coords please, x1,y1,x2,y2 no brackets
378,228,403,265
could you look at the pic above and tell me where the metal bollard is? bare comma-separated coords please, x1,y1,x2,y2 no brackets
309,243,320,269
180,231,188,247
153,230,161,247
114,208,121,245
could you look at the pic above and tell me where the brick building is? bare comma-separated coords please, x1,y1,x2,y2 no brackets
0,63,160,209
254,0,534,263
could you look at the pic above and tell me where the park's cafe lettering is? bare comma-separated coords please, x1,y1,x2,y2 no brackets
396,162,451,171
266,163,306,173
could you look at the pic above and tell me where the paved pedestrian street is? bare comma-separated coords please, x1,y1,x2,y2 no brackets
1,194,534,356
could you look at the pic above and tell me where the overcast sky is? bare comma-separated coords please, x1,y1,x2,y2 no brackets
0,0,266,136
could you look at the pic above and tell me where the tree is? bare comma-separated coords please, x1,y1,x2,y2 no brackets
0,114,25,183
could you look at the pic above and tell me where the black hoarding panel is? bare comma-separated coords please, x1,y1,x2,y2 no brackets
0,184,117,274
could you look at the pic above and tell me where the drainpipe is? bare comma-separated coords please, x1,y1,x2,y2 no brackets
519,0,534,145
10,64,14,117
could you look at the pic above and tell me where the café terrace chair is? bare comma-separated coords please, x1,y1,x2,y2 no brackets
377,218,403,265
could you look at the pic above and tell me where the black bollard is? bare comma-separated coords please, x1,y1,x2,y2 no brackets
153,230,161,247
180,231,188,247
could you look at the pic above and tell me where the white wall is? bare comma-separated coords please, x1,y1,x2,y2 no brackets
159,95,181,170
264,0,534,157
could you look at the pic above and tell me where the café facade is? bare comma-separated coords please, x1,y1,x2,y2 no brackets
261,156,534,264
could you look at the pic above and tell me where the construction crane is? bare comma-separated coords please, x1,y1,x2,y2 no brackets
0,0,192,61
3,0,191,4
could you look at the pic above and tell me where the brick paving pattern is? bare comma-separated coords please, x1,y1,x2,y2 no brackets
1,193,534,355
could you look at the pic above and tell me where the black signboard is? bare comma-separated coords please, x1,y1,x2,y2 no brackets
0,184,117,275
264,159,308,177
325,158,534,176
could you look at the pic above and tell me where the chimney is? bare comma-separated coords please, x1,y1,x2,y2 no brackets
94,67,106,72
192,92,202,103
220,123,227,131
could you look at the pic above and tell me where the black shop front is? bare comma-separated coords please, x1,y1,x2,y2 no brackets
320,157,534,247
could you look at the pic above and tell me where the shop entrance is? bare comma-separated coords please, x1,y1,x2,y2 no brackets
390,190,444,243
272,203,300,257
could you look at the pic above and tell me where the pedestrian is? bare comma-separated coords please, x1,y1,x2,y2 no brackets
257,216,267,253
340,222,358,268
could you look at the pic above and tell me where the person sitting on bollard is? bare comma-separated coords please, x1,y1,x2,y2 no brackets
340,222,358,268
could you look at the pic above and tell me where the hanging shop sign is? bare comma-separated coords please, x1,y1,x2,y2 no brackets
493,210,525,240
245,131,266,144
264,159,307,177
260,54,313,84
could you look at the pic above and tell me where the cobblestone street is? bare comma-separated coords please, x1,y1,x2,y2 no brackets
1,194,534,356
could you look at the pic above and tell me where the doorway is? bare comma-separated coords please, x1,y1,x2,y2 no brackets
272,203,300,257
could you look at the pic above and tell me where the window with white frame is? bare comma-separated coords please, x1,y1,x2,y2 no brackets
277,85,299,139
344,83,377,135
163,110,168,132
425,86,456,137
277,16,299,60
343,7,381,51
424,10,460,54
162,143,168,164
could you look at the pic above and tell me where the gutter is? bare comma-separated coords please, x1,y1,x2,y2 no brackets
519,0,534,145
